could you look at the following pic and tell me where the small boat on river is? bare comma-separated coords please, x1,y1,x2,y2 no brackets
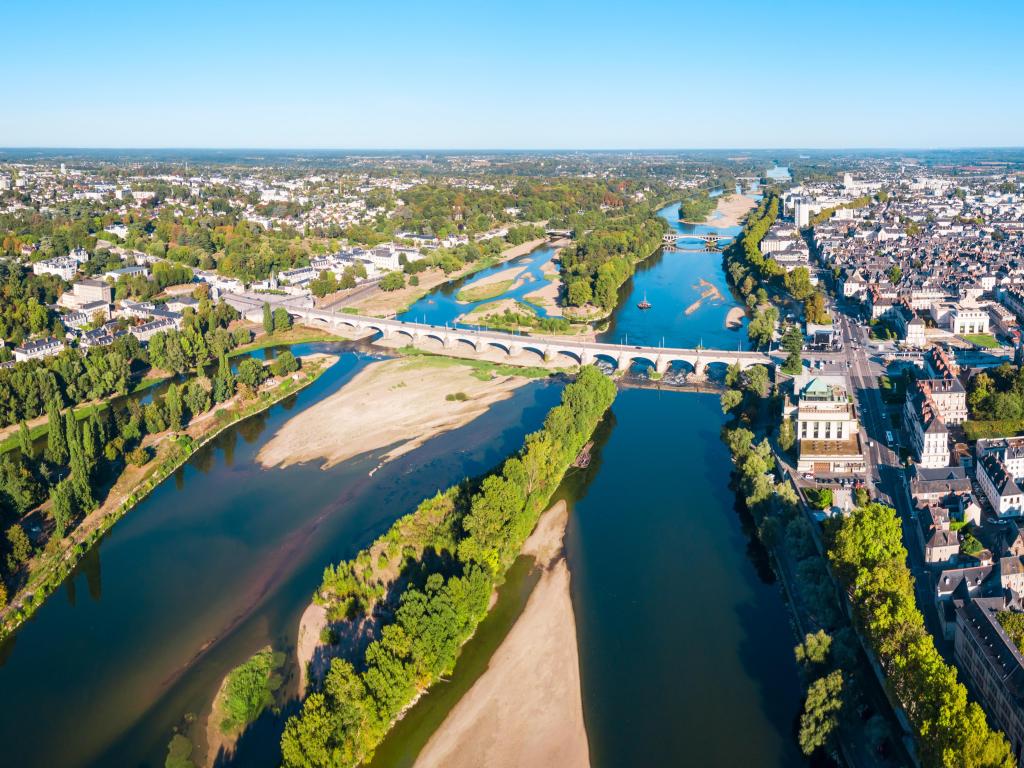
637,292,652,310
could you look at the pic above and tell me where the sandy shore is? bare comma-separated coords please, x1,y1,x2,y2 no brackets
413,500,590,768
523,279,563,316
257,357,530,470
707,193,757,228
725,306,746,329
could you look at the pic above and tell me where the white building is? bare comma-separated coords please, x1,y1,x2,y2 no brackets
33,257,78,280
13,336,65,362
785,374,866,475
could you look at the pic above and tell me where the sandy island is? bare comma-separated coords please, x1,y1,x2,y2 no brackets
257,357,530,471
413,500,590,768
684,278,726,316
523,279,563,316
726,306,746,329
707,193,757,228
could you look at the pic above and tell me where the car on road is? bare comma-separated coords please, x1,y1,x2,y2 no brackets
803,473,814,480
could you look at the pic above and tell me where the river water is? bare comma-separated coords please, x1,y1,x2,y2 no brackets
0,343,563,768
0,201,803,768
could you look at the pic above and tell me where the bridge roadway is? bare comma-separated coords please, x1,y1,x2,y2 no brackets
662,232,733,244
291,307,776,375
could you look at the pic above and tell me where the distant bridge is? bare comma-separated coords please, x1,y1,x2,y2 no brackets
662,232,733,246
284,308,774,377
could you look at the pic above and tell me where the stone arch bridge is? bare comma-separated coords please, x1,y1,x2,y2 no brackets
285,308,774,377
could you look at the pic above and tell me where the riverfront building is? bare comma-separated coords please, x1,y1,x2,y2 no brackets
785,374,866,476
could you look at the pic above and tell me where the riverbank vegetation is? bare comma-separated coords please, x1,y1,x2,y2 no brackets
678,191,717,222
560,211,667,312
466,301,574,335
827,503,1014,766
455,279,515,303
214,646,285,735
0,351,330,641
720,372,913,762
723,193,832,339
280,366,616,768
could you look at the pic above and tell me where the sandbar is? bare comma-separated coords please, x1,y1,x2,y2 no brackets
413,500,590,768
256,357,529,470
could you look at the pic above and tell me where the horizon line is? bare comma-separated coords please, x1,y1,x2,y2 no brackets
2,145,1024,153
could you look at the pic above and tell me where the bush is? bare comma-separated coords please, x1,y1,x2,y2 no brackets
271,350,300,377
126,446,151,466
445,392,468,401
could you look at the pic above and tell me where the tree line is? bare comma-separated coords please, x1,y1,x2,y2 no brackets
828,503,1014,767
0,345,299,611
280,366,617,767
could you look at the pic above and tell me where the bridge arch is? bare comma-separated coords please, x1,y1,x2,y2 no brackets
591,352,620,371
518,345,548,363
555,348,583,366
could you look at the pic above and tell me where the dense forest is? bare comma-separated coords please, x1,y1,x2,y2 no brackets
280,366,617,767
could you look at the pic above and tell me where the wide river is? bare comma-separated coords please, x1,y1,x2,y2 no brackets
0,202,803,767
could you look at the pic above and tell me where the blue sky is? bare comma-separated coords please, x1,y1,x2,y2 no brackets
3,0,1022,149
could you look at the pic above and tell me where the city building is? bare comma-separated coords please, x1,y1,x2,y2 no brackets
785,374,866,475
953,597,1024,762
13,336,65,362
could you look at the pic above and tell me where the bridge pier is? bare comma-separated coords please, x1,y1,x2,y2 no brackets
508,342,522,358
654,356,670,375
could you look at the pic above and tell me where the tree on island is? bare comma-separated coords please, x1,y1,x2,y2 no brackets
262,302,273,334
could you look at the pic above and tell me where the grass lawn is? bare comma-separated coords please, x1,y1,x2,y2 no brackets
961,333,999,349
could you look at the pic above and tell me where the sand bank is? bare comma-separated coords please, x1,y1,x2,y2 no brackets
523,279,563,316
413,500,590,768
257,357,530,471
684,278,726,315
726,306,746,329
708,193,757,228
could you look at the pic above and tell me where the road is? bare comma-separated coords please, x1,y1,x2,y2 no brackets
829,298,947,649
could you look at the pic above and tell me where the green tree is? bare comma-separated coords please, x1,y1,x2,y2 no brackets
50,479,75,538
262,302,273,334
745,365,769,398
795,630,832,667
165,383,184,430
45,398,67,465
5,524,32,571
17,421,33,459
271,350,300,377
779,418,795,452
720,389,742,413
887,265,902,284
781,324,804,375
236,359,268,394
380,272,405,292
798,670,843,756
273,307,292,332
